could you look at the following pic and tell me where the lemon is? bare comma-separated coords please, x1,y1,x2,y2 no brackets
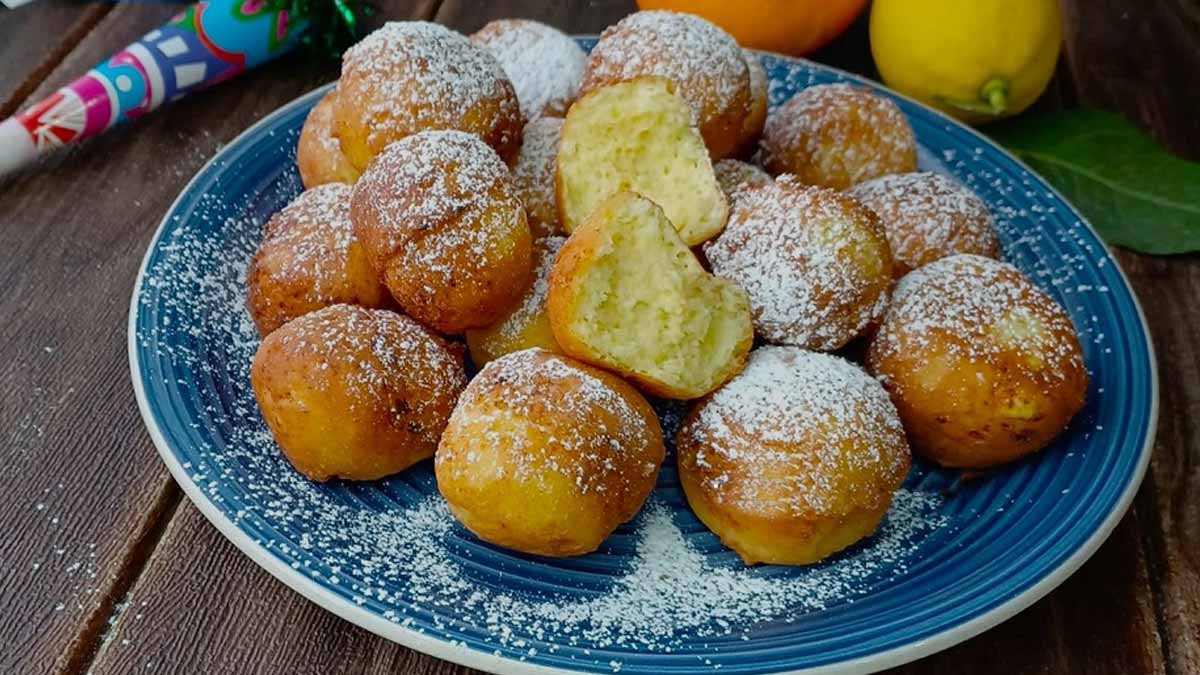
869,0,1062,124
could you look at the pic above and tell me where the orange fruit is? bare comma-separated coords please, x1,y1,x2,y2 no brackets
634,0,868,56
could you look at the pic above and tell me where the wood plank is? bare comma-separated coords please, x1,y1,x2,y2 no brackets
433,0,630,35
1060,0,1200,158
0,1,111,117
0,2,430,674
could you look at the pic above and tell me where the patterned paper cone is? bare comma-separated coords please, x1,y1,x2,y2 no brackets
0,0,309,175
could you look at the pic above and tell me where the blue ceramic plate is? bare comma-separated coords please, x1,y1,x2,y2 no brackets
130,41,1157,675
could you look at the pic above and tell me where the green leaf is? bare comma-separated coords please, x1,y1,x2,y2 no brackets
988,109,1200,255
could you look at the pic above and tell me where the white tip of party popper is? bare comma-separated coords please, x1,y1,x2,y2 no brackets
0,117,38,176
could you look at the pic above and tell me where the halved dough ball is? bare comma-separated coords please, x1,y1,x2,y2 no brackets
471,19,587,120
713,159,773,205
581,10,752,159
866,254,1088,468
762,83,917,189
296,88,359,188
557,76,727,246
246,183,389,335
704,177,893,351
848,171,1001,278
436,348,664,557
511,117,563,238
350,130,533,334
251,304,467,481
735,50,768,156
678,347,910,565
334,22,522,172
548,191,753,399
466,236,564,366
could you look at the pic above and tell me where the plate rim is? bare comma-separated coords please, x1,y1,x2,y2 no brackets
127,44,1160,675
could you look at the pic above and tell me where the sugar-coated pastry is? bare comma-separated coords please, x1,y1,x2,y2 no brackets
511,117,564,238
471,19,587,121
246,183,389,335
466,236,565,366
677,346,910,566
334,22,522,172
761,83,917,189
548,191,753,399
713,159,773,205
704,177,893,351
350,130,534,334
580,11,751,159
557,76,727,246
735,50,768,156
296,88,359,188
866,254,1088,468
252,304,467,481
436,348,664,557
848,171,1001,278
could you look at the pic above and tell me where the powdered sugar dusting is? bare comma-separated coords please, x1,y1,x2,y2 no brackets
681,347,909,518
582,11,748,130
849,171,1000,275
511,117,563,237
471,19,586,121
713,159,773,203
762,83,915,187
704,178,891,350
340,21,519,152
497,236,564,342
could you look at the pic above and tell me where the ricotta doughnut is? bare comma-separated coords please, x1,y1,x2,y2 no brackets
350,130,534,334
465,236,565,366
471,19,587,120
436,348,664,557
713,159,773,205
296,88,359,188
677,346,910,565
866,254,1088,468
735,50,768,156
511,117,564,238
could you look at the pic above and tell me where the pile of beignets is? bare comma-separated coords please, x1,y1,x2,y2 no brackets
250,12,1088,566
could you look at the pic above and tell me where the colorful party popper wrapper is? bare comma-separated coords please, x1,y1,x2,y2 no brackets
0,0,309,175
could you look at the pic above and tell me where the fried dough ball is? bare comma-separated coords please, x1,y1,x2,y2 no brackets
678,347,910,566
548,191,753,399
581,10,752,159
465,236,565,366
735,50,768,156
334,22,522,172
436,348,664,557
704,176,893,351
251,304,467,481
511,117,563,238
713,159,773,205
296,88,359,188
557,76,728,246
866,254,1088,468
761,83,917,189
246,184,390,335
350,130,534,334
848,171,1001,278
470,19,587,120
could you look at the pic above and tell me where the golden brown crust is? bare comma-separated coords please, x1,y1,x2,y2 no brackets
733,50,768,157
579,11,752,159
676,347,910,565
761,84,917,189
251,304,467,481
435,349,664,557
848,171,1001,278
866,254,1089,468
296,88,359,188
703,178,893,351
333,22,522,172
350,130,534,334
246,184,390,335
464,236,565,366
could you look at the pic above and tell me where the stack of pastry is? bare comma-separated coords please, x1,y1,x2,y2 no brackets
248,12,1087,566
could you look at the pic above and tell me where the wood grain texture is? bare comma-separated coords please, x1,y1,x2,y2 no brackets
0,1,110,117
1060,0,1200,158
0,0,1194,674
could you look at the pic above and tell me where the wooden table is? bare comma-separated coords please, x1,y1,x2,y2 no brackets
1,1,1196,673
